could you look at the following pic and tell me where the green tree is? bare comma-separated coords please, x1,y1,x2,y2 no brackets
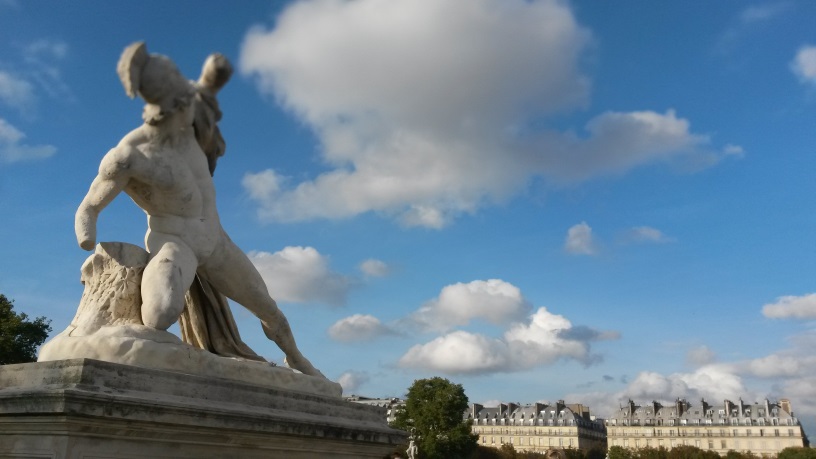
724,451,759,459
499,443,518,459
638,446,668,459
392,377,479,459
563,448,586,459
608,446,635,459
779,447,816,459
0,294,52,365
666,445,720,459
585,447,607,459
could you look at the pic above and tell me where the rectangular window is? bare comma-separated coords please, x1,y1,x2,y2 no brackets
708,440,714,449
721,440,727,449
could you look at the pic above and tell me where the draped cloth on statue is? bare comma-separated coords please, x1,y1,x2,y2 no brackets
179,273,267,362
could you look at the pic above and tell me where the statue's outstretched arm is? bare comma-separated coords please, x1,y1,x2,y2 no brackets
75,151,131,251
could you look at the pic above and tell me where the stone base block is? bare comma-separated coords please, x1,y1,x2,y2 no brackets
0,359,406,458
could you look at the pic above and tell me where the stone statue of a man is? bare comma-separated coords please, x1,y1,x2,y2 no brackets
74,42,324,378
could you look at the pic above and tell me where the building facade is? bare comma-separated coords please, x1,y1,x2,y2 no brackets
466,401,607,453
345,395,403,424
606,398,806,457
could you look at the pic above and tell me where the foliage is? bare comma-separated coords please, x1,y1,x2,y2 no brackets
392,377,479,459
608,446,635,459
585,447,607,459
723,451,759,459
498,443,518,459
637,446,668,459
778,447,816,459
665,445,720,459
607,445,769,459
0,294,51,365
471,445,504,459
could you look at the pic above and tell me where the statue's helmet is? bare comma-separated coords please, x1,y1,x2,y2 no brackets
117,42,194,122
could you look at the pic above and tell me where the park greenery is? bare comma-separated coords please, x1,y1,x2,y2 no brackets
391,376,479,459
0,294,51,365
466,445,815,459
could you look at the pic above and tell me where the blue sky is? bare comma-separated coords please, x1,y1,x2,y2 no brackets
2,0,816,435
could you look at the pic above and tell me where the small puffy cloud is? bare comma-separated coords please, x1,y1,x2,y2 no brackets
762,293,816,319
686,345,716,367
337,370,370,395
409,279,532,332
716,4,789,54
248,246,353,306
399,307,618,375
242,169,285,201
723,143,745,157
328,314,396,342
240,0,729,228
565,222,596,255
621,226,675,245
0,118,55,163
791,46,816,85
0,38,70,114
359,258,390,277
0,71,35,110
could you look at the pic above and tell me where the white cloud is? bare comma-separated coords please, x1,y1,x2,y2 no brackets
0,118,55,163
239,0,728,228
565,222,596,255
568,329,816,427
723,143,745,157
248,246,353,306
622,226,675,244
337,370,370,395
739,4,789,24
398,307,617,375
359,258,390,277
686,345,716,367
762,293,816,319
791,45,816,85
716,4,789,54
0,71,35,110
328,314,395,342
409,279,532,332
567,365,754,421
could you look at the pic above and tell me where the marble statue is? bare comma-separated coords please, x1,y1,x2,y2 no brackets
68,42,323,378
406,438,418,459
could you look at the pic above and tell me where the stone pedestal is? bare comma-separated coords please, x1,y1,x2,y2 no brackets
0,359,406,458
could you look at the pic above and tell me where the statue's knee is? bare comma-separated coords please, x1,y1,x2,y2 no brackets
140,286,185,330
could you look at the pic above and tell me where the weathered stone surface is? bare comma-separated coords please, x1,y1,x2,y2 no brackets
0,359,406,458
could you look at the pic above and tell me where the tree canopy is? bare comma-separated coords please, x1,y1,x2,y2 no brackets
391,376,479,459
0,294,52,365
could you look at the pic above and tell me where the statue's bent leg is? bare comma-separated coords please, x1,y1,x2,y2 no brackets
141,239,198,330
201,236,325,378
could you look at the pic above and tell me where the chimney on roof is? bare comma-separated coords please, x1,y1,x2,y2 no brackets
780,399,793,415
739,398,745,417
472,403,483,419
508,403,519,416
